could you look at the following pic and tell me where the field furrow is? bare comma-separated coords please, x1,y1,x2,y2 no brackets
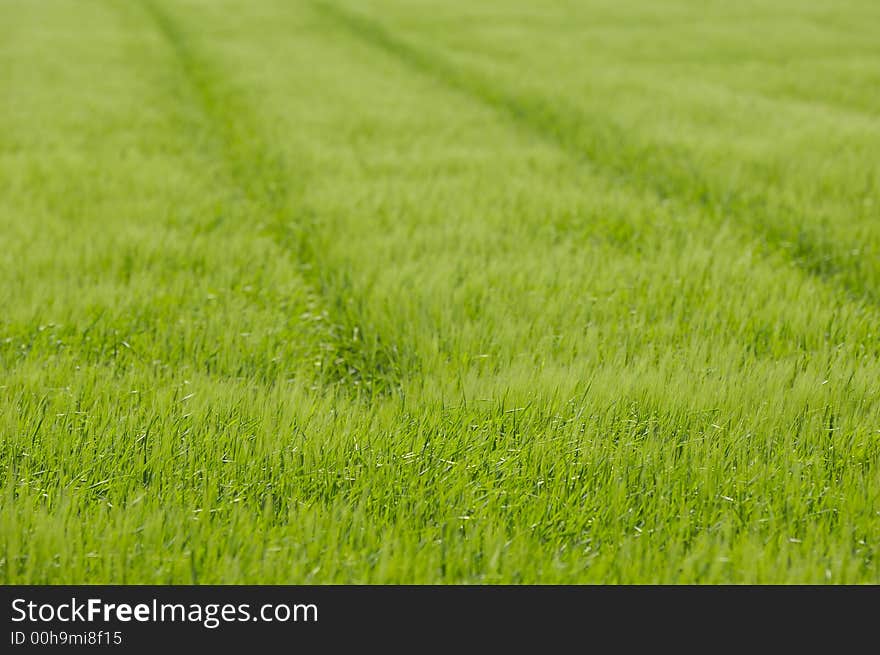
135,0,407,396
315,1,880,307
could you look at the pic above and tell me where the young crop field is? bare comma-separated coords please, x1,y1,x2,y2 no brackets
2,0,879,583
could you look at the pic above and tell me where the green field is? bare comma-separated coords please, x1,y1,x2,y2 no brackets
2,0,879,583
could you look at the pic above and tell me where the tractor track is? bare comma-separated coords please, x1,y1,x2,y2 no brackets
311,1,880,310
133,0,408,398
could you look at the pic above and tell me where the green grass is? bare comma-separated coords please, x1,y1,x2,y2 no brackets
1,0,879,583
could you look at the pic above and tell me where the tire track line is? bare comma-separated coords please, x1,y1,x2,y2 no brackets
136,0,407,397
312,1,880,309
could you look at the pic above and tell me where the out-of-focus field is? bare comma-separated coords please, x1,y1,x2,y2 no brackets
1,0,879,582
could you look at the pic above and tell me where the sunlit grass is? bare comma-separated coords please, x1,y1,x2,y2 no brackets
1,0,878,583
